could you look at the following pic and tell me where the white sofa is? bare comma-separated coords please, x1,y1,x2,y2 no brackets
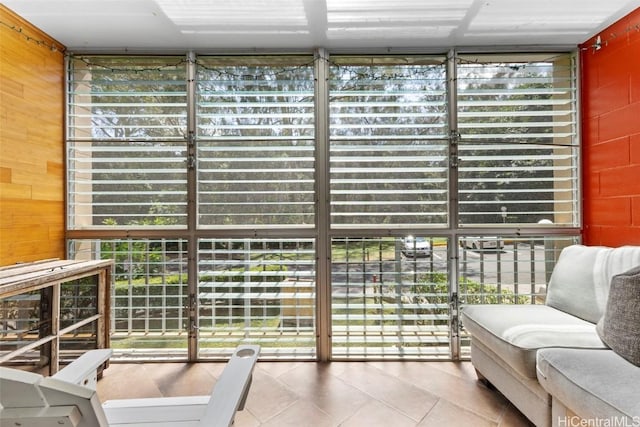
536,347,640,424
461,244,640,427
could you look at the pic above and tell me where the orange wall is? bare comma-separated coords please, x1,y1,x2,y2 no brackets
581,8,640,246
0,5,66,265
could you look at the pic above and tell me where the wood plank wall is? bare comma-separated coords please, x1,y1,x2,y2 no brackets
0,5,66,265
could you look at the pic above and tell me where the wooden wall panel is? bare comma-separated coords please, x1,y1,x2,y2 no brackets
0,5,66,265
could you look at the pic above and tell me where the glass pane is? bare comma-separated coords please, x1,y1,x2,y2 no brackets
0,289,49,358
60,323,98,354
67,56,188,229
60,276,98,329
69,239,189,359
457,54,578,226
196,56,316,227
329,56,449,227
331,237,451,358
58,276,100,353
0,342,52,375
198,238,316,359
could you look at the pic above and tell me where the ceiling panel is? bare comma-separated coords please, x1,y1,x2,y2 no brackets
3,0,638,51
465,0,637,44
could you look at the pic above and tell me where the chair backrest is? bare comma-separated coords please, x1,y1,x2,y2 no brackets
0,366,109,427
0,367,47,409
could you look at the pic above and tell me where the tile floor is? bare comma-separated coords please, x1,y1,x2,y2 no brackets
97,360,534,427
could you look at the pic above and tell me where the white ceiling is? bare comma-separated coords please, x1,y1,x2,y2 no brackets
4,0,639,52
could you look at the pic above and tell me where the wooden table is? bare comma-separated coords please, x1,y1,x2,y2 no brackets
0,258,113,374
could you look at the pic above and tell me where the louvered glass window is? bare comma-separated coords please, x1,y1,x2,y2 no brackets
67,57,188,229
64,52,581,362
329,56,449,227
197,238,316,359
196,56,315,227
457,54,578,226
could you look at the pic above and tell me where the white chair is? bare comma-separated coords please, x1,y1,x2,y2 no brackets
0,345,260,427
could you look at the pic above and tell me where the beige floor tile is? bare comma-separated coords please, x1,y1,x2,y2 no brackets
144,362,217,396
232,407,266,427
428,360,479,382
374,360,509,421
243,369,300,422
197,359,232,379
96,360,535,426
98,363,163,401
261,400,336,427
340,400,417,427
255,361,304,378
417,399,497,427
498,403,535,427
336,362,439,422
278,363,371,424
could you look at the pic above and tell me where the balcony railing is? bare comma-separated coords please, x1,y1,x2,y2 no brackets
68,235,578,360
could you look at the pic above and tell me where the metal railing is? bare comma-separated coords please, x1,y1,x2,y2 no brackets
67,235,578,361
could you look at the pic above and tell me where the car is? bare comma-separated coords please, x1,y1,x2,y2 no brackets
401,236,432,257
459,237,504,251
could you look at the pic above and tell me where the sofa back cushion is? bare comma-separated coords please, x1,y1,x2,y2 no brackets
546,245,608,323
546,245,640,323
596,265,640,366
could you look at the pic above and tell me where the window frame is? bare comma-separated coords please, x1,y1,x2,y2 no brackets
65,50,581,362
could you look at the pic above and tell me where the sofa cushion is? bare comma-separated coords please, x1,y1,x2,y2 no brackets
545,245,608,323
596,265,640,366
537,348,640,419
546,245,640,323
461,304,605,379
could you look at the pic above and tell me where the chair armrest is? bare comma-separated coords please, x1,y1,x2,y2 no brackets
199,345,260,427
53,349,113,390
